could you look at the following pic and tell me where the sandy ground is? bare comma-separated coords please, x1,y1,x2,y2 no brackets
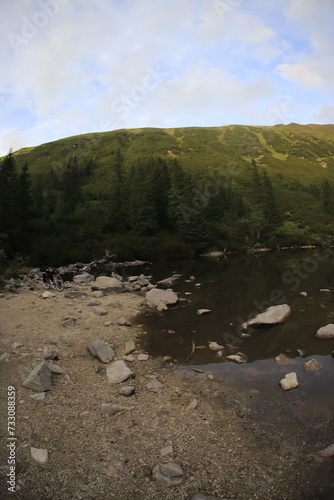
0,282,333,500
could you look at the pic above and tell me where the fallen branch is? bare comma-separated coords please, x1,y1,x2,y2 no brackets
186,341,196,362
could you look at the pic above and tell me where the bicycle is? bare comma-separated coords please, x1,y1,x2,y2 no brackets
41,268,64,291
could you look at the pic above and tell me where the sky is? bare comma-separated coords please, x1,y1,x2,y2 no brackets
1,0,334,155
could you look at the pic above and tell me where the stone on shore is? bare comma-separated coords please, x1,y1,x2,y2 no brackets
23,363,52,392
318,442,334,458
92,306,108,316
73,273,94,284
208,341,224,351
146,288,178,309
91,276,125,294
41,291,55,299
152,462,184,486
316,324,334,339
88,337,115,363
106,360,134,384
101,403,134,415
279,372,299,390
247,304,291,327
117,317,132,326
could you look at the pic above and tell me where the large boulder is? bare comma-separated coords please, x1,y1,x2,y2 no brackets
146,288,178,309
91,276,125,294
316,324,334,339
247,304,291,328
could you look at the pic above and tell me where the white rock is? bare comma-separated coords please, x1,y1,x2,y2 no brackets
316,324,334,339
41,291,55,299
208,341,224,351
279,372,299,390
197,309,211,315
137,354,149,361
30,447,48,464
227,354,247,363
247,304,291,327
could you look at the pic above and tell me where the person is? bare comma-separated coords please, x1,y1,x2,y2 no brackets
41,266,55,285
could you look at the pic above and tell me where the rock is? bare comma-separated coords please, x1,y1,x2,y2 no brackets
208,341,224,351
106,360,135,384
41,291,55,299
88,300,101,306
316,324,334,339
117,317,132,326
91,276,125,294
146,288,178,309
92,290,104,298
157,275,181,287
23,363,52,392
183,399,198,413
73,273,94,284
124,354,135,362
300,291,308,297
101,403,134,415
64,290,87,299
88,337,115,363
119,386,135,396
108,300,121,308
227,353,247,363
12,342,23,349
146,377,163,393
318,442,334,457
61,317,77,328
279,372,299,390
137,274,151,286
152,462,184,487
92,306,108,316
47,364,64,374
303,358,321,371
247,304,291,327
137,354,149,361
320,288,331,293
30,447,48,464
160,445,174,457
31,392,46,400
124,340,136,354
197,309,211,315
43,350,59,360
275,353,294,364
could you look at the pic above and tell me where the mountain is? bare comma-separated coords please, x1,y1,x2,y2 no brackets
2,124,334,265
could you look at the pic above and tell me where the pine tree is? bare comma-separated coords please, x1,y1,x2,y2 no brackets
0,150,19,233
17,162,32,229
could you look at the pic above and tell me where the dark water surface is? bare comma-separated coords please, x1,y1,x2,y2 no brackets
135,249,334,364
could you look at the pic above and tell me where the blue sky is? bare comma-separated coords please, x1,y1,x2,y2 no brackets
0,0,334,155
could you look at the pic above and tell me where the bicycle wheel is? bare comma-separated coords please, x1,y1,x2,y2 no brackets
54,275,64,291
42,278,51,289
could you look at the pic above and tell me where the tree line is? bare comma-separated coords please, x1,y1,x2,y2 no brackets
0,150,333,266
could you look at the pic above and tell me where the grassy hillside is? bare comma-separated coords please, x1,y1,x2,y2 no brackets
2,123,334,265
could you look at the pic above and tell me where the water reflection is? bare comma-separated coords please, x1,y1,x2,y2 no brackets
135,250,334,364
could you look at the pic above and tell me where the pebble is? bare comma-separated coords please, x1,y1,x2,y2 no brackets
160,445,174,457
41,291,55,299
92,306,108,316
197,309,211,315
106,360,135,384
101,403,134,415
124,340,136,355
146,377,163,393
119,386,135,397
117,317,132,326
30,447,48,464
208,341,224,351
137,354,149,361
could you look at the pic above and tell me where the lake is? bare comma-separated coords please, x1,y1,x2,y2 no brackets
134,248,334,364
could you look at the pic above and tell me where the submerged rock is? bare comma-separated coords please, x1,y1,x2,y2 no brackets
303,358,321,371
197,309,211,315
